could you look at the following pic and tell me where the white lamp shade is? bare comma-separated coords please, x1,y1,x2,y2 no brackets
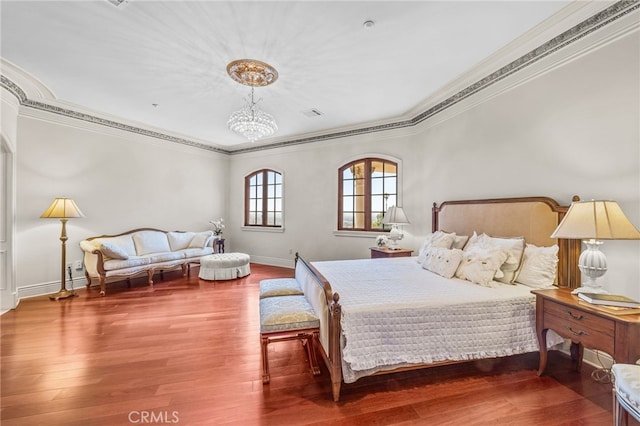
382,206,410,225
41,198,85,219
551,200,640,240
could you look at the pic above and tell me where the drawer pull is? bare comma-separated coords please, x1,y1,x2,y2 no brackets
566,311,584,320
567,327,588,337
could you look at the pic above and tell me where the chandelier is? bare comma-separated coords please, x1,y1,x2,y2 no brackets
227,59,278,142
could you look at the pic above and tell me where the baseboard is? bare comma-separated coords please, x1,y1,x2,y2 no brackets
17,277,86,300
250,256,295,269
558,340,615,370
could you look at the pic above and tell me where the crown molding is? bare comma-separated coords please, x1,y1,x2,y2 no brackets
1,1,638,156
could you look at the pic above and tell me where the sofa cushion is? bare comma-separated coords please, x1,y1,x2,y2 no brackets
189,231,214,249
100,241,130,260
103,256,151,271
94,235,137,257
168,231,195,251
142,252,184,263
180,247,214,258
132,231,171,256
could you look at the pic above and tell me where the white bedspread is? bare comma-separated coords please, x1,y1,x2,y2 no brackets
311,257,563,383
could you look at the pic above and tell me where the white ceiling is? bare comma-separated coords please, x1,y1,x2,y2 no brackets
1,1,582,151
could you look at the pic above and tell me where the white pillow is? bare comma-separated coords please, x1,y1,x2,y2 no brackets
421,247,463,279
417,231,456,264
515,244,559,288
167,231,195,251
455,246,508,287
189,231,214,249
100,242,129,260
441,231,469,249
464,233,525,284
132,231,171,255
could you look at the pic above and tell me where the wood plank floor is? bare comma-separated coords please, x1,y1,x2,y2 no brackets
1,263,633,425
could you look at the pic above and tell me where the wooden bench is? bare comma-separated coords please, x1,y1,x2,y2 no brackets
259,287,321,384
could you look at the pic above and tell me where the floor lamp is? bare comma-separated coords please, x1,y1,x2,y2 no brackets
41,197,85,300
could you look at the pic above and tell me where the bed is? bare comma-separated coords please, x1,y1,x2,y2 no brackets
296,196,581,401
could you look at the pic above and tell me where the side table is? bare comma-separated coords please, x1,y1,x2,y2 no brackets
532,288,640,375
216,238,225,253
370,247,413,259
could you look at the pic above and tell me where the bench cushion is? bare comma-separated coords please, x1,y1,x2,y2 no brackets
259,278,304,298
260,295,319,333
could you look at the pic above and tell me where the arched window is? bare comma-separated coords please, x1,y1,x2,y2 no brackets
338,158,398,231
245,169,282,227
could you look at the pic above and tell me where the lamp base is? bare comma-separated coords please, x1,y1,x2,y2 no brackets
49,289,77,301
571,285,608,295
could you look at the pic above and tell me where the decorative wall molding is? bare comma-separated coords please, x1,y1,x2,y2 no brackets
1,1,638,156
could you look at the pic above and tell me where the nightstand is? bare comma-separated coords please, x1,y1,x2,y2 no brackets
532,288,640,376
370,247,413,259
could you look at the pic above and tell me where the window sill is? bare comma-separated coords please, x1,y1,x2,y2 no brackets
333,230,381,239
241,226,284,233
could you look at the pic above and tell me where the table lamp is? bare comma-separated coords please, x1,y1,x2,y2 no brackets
382,206,410,249
41,197,85,300
551,200,640,294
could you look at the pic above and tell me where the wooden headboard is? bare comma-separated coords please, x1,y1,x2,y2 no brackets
432,196,581,288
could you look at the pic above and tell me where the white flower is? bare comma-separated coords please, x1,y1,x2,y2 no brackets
375,235,388,247
209,218,225,236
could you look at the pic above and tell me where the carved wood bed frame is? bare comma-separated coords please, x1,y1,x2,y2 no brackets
297,196,581,401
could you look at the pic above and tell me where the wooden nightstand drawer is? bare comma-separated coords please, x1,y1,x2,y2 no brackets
543,310,615,355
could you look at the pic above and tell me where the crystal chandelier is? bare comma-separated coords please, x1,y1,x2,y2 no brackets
227,59,278,142
227,88,277,142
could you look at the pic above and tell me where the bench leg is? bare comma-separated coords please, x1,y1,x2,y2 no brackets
261,335,270,384
304,331,321,376
147,269,155,286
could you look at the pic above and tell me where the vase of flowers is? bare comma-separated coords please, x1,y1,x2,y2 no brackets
210,218,225,237
376,235,388,247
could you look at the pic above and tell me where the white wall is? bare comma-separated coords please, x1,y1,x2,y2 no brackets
229,26,640,298
7,15,639,301
15,114,228,298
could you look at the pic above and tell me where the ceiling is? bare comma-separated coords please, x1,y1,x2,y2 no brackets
1,1,586,152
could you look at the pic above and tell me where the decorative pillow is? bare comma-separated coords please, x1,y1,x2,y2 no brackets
515,244,559,288
463,233,525,284
441,230,469,250
100,241,129,260
189,231,214,249
455,246,508,286
132,231,171,256
421,247,463,279
417,231,457,264
167,231,195,251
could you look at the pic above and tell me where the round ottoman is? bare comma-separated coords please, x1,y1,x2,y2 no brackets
198,253,251,281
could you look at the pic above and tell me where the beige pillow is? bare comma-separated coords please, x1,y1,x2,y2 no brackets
455,246,508,286
421,247,463,279
189,231,214,249
100,242,129,260
464,233,525,284
417,231,456,264
515,244,559,288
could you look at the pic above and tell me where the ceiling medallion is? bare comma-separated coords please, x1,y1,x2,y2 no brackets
227,59,278,142
226,59,278,87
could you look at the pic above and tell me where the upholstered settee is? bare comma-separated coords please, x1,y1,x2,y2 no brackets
80,228,215,296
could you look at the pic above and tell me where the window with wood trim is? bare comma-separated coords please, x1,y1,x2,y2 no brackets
338,158,398,231
245,169,283,227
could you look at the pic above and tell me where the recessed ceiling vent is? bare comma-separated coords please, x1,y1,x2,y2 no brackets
302,109,323,118
106,0,128,7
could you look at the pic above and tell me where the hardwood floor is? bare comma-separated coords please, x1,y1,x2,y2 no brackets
1,264,632,425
